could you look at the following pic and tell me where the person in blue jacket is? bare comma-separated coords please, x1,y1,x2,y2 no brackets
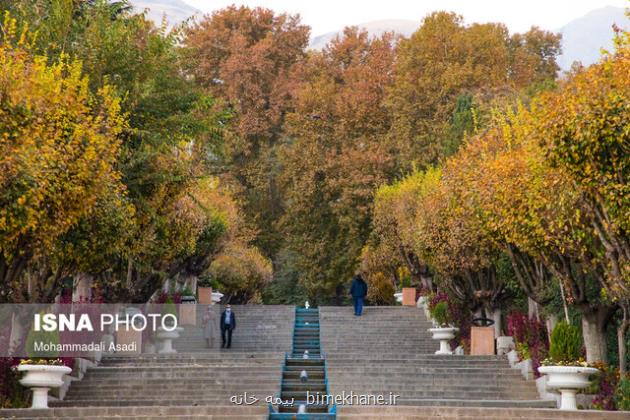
220,304,236,348
350,274,368,316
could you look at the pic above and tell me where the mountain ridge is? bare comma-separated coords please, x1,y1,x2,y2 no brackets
131,0,200,27
556,5,628,70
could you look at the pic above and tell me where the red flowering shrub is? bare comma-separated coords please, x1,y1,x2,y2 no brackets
506,311,549,377
155,291,183,304
427,291,472,349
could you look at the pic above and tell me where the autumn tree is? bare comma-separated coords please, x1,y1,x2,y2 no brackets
184,5,310,257
1,2,270,303
449,98,622,364
366,170,440,291
0,14,128,302
508,27,562,88
278,28,397,302
388,12,561,169
531,31,629,369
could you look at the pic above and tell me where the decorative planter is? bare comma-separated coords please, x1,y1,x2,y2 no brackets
156,326,184,354
211,291,224,303
402,288,417,306
417,295,429,309
198,286,213,304
18,364,72,408
470,326,495,355
538,365,599,410
394,292,403,303
496,336,515,356
428,327,458,355
179,301,197,326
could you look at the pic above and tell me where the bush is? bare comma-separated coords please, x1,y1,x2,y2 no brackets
155,291,183,304
207,245,272,303
506,311,549,376
0,358,28,408
616,375,630,411
431,301,452,327
180,286,194,297
366,272,396,305
427,291,471,344
549,321,582,363
162,296,178,322
25,312,60,359
590,362,619,410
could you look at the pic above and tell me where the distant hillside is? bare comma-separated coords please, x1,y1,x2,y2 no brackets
131,0,199,27
310,19,419,50
557,6,629,71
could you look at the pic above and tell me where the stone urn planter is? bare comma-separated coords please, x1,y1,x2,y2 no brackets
198,286,213,304
211,291,224,303
417,295,429,308
428,327,459,355
18,364,72,408
538,365,599,410
156,326,184,354
401,287,417,306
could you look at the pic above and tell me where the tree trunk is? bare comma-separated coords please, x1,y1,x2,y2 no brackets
618,304,629,375
546,314,558,344
492,308,502,337
419,273,433,292
126,258,133,290
528,298,540,321
581,307,611,363
73,273,93,302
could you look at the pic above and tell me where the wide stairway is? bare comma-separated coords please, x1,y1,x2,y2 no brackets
321,306,554,412
176,304,294,352
0,305,294,419
1,304,627,419
320,306,630,418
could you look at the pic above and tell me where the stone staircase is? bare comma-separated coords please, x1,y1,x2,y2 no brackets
55,352,283,407
336,406,629,419
320,306,555,408
2,304,626,419
175,305,295,353
320,306,435,354
0,305,294,419
0,406,269,419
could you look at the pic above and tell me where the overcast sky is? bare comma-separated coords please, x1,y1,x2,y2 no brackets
183,0,628,35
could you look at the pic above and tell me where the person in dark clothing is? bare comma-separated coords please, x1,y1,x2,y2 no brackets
220,304,236,348
350,275,368,316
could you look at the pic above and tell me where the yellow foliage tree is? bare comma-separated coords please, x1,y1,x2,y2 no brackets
0,14,127,302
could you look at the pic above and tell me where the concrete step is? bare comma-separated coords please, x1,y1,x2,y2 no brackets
325,390,540,400
52,398,269,407
64,391,278,400
12,304,560,416
337,405,627,418
0,406,268,419
101,352,284,362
